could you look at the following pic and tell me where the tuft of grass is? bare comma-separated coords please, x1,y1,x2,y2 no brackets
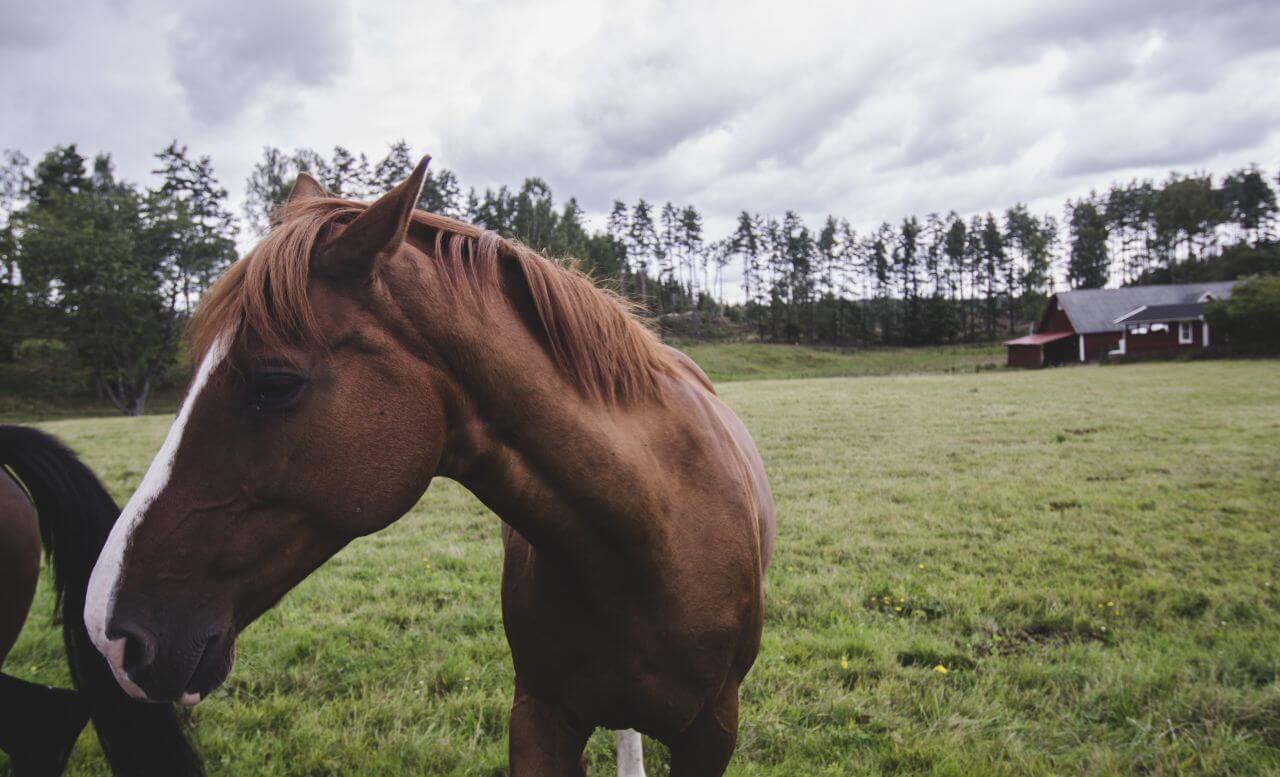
3,359,1279,775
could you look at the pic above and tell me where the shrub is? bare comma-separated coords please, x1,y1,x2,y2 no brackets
1207,275,1280,347
12,337,86,394
15,337,70,366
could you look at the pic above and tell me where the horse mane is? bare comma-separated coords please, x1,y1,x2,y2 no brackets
190,197,676,404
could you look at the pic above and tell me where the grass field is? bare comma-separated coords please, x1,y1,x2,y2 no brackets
0,342,1006,422
673,342,1005,383
5,359,1280,775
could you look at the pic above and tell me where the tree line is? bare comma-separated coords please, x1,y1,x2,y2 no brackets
239,142,1278,345
2,139,1277,413
1,144,236,414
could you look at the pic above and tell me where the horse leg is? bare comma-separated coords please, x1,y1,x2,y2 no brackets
508,678,591,777
666,680,739,777
0,673,89,777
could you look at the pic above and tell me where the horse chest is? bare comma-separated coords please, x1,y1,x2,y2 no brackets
500,539,748,732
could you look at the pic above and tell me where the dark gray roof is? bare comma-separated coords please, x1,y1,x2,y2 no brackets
1114,303,1207,325
1057,282,1235,334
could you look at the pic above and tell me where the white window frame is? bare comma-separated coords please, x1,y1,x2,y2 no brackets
1178,321,1193,344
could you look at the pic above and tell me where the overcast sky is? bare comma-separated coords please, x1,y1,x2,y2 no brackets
2,0,1278,240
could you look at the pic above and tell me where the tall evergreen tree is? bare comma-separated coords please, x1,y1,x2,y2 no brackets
148,142,238,310
372,140,415,192
510,178,556,251
606,200,631,292
420,168,463,218
628,199,657,302
938,215,965,338
1220,166,1277,243
657,202,681,307
731,211,762,315
1153,173,1225,275
1067,197,1110,289
680,205,705,295
243,146,295,234
326,146,371,198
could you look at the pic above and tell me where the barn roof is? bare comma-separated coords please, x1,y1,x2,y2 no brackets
1114,303,1208,325
1056,281,1236,334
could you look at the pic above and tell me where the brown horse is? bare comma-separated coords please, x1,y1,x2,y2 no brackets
0,426,202,776
84,158,775,775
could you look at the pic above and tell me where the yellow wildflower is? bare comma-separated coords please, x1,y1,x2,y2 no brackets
840,655,850,671
933,665,948,674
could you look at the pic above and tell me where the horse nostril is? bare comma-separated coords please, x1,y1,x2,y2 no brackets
107,621,157,677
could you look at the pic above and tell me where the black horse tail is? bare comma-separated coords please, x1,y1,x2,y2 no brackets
0,425,204,776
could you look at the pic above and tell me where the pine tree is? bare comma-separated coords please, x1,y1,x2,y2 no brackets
29,145,90,206
1067,196,1110,289
1220,166,1277,244
244,146,294,234
327,146,371,198
943,214,967,337
372,140,414,192
549,198,592,265
464,188,482,223
475,186,516,234
512,178,557,251
680,205,705,296
149,142,238,310
606,201,631,293
1153,173,1225,276
730,212,765,334
418,168,463,218
628,199,657,303
898,217,922,342
964,215,985,339
658,202,680,309
979,214,1006,336
838,220,861,341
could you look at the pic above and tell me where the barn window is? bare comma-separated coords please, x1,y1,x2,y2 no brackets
1179,321,1193,343
1151,323,1168,333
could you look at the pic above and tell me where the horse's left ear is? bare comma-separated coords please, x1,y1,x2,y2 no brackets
314,155,430,281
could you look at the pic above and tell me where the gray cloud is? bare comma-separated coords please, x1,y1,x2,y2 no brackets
169,0,355,124
0,0,82,49
0,0,1276,249
1057,103,1279,179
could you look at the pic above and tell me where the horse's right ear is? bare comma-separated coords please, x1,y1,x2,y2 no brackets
313,156,430,282
284,172,329,219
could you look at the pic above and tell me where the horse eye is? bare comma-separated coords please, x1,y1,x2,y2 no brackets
247,373,307,412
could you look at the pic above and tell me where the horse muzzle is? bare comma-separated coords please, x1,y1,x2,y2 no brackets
103,616,236,705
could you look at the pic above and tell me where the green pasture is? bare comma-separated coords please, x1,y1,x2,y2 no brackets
5,357,1280,775
673,342,1005,383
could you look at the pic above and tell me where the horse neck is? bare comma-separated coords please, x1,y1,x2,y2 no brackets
395,249,668,569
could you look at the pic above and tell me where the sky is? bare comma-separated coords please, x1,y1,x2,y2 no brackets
2,0,1278,244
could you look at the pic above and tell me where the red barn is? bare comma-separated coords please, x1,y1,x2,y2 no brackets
1005,281,1236,368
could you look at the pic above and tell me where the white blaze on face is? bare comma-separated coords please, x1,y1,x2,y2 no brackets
615,730,646,777
83,331,232,699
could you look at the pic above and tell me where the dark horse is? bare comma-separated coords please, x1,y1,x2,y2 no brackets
84,159,776,775
0,426,202,776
